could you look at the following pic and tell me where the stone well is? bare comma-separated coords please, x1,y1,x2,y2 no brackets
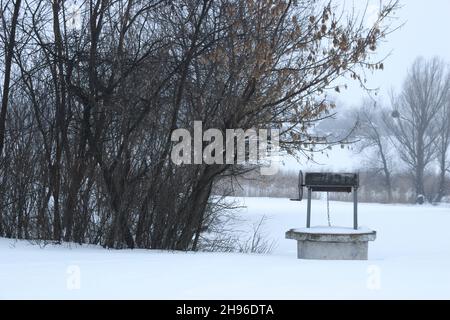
285,226,376,260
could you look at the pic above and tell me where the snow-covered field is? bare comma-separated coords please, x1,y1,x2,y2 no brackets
1,198,449,299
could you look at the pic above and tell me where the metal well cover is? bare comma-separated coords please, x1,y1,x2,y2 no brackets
304,172,359,187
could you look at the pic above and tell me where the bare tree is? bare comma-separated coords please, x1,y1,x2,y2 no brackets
0,0,22,234
0,0,22,156
434,90,450,202
354,101,394,203
386,57,450,203
0,0,399,249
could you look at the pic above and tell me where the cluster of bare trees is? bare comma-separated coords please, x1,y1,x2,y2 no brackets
355,57,450,204
0,0,397,248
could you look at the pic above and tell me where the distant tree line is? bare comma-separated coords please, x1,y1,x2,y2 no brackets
0,0,397,248
225,168,449,204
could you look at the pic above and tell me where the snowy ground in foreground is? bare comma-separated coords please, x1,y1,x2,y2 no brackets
1,198,449,299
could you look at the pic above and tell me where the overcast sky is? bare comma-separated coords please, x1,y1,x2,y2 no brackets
338,0,450,107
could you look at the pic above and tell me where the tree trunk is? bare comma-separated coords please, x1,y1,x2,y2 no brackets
0,0,22,155
435,152,447,203
0,0,22,234
415,130,426,203
379,141,393,203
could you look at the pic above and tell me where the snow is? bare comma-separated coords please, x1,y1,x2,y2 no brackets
280,149,364,172
1,197,449,299
291,226,374,234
